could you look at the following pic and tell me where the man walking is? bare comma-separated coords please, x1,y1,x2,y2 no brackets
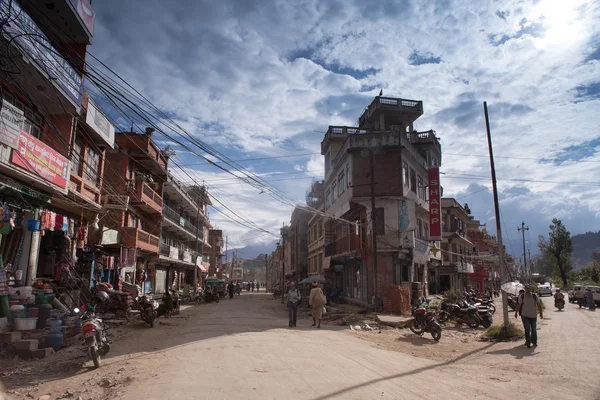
309,282,326,328
515,285,543,348
286,283,301,328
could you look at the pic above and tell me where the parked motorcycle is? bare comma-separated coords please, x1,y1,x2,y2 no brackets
410,305,442,341
76,291,111,368
466,294,496,314
137,295,159,327
235,285,242,296
460,300,493,328
204,290,220,303
555,298,565,311
437,301,481,328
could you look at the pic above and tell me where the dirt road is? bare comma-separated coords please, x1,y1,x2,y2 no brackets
1,293,599,400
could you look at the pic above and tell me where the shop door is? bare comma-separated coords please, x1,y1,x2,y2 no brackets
440,275,451,293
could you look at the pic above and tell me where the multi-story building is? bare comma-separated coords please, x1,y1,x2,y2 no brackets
437,198,475,293
320,95,442,305
154,177,211,294
307,181,326,281
208,229,223,278
289,207,310,281
0,0,104,298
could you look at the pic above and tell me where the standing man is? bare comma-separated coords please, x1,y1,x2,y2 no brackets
309,282,326,328
515,285,543,348
286,283,301,328
251,282,255,292
256,282,260,292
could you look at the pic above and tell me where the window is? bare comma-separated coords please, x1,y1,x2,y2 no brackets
346,163,350,188
424,223,429,240
71,138,84,176
332,182,337,202
338,173,344,196
410,168,416,193
325,152,331,175
85,147,100,183
416,219,423,240
403,162,409,186
3,92,42,138
325,189,331,207
417,176,424,199
128,212,138,228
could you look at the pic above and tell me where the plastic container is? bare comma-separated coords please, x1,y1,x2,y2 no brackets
10,305,26,319
44,331,64,351
27,307,39,318
37,304,53,330
14,317,38,331
27,220,40,232
48,318,62,333
8,300,19,307
15,286,33,298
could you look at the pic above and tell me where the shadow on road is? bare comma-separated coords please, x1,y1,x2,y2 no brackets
486,345,537,359
310,342,497,400
395,335,439,346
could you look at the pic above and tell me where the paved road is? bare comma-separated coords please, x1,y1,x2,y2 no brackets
3,292,599,400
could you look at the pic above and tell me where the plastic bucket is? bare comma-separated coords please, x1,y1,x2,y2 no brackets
15,287,33,297
27,307,40,318
10,305,26,319
27,220,40,232
14,317,38,331
48,318,62,333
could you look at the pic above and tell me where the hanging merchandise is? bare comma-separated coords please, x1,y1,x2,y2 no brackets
55,215,64,232
9,210,15,229
0,205,4,221
92,214,99,231
40,210,49,230
49,212,56,232
62,217,69,233
76,223,87,249
68,219,75,238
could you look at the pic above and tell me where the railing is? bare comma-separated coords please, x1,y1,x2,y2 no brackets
163,203,199,236
121,227,160,253
129,180,163,213
358,97,423,127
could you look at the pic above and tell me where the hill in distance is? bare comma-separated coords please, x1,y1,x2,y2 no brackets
571,231,600,269
225,240,278,261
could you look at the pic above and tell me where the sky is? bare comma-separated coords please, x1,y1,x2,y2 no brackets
87,0,600,258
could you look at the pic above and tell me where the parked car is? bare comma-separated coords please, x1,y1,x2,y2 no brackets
538,284,552,297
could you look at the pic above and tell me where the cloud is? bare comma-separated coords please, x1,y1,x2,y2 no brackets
87,0,600,250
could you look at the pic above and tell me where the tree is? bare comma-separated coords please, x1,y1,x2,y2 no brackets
538,219,573,287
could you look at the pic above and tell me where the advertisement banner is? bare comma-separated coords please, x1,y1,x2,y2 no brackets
85,100,114,147
0,101,23,149
11,131,69,189
69,0,95,36
428,167,442,240
0,0,83,105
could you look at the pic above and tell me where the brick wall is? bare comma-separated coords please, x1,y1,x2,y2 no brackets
382,285,411,315
352,148,403,198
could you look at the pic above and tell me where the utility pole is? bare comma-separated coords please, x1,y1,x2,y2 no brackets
484,101,510,332
518,222,529,283
281,222,286,303
369,149,379,301
265,254,268,288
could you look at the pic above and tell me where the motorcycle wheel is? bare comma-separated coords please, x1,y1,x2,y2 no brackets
409,319,425,335
481,318,492,328
431,325,442,342
90,346,101,368
215,297,220,303
466,315,481,329
437,311,449,323
488,304,496,314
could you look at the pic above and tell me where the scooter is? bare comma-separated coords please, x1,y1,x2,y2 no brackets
555,298,565,311
137,295,159,327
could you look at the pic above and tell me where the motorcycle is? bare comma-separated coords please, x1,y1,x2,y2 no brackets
555,298,565,311
437,301,481,328
466,294,496,314
410,305,442,341
137,295,159,327
204,290,220,303
76,303,111,368
235,286,242,296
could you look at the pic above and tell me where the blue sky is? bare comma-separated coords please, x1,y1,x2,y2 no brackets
87,0,600,257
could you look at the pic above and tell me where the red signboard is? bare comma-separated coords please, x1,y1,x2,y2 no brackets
428,167,442,240
11,131,69,189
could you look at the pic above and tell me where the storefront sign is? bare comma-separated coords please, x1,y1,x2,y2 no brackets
0,102,23,149
1,0,83,105
85,99,114,148
334,264,344,272
428,167,442,240
101,229,119,245
439,266,457,274
69,0,95,36
11,131,69,189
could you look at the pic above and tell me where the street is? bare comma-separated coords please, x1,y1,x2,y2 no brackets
2,293,599,400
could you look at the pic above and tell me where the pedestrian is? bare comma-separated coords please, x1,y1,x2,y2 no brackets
286,282,301,328
256,282,260,292
585,288,596,310
575,287,585,308
251,282,255,292
309,282,326,328
515,285,543,348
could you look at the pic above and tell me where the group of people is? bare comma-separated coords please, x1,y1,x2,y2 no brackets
573,287,596,310
285,282,327,328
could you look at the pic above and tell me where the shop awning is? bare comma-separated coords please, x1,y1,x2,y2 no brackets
197,264,208,273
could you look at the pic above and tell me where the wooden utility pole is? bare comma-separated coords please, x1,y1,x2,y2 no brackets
369,149,379,301
518,222,529,282
484,101,510,331
281,223,286,303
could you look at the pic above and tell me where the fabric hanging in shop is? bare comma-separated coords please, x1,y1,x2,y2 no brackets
68,219,75,237
49,212,56,231
55,215,64,231
0,269,8,295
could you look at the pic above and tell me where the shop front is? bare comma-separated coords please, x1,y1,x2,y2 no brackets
342,258,368,304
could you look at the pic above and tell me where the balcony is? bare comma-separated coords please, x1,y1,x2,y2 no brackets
19,0,94,43
131,181,163,214
358,96,423,128
159,243,197,265
115,132,168,177
324,234,362,258
121,227,160,254
162,204,201,240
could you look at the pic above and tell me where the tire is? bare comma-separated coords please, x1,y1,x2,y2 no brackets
466,315,481,329
149,317,154,328
431,325,442,341
215,297,219,303
488,304,496,314
481,318,492,328
90,346,101,368
409,319,424,335
437,311,450,323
